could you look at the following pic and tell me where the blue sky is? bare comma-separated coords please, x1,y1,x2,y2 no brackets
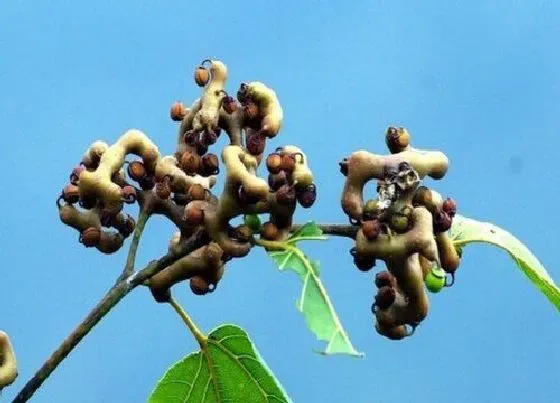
1,1,559,402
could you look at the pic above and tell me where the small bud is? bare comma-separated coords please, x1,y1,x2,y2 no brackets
385,126,410,154
190,275,210,295
80,227,101,247
261,221,279,240
296,184,317,208
201,153,219,176
374,286,396,310
266,153,283,174
244,214,262,232
442,197,457,217
170,102,186,121
276,184,296,205
180,151,202,175
363,199,381,220
188,184,207,201
268,171,288,191
62,184,80,204
194,66,210,87
221,95,238,114
127,161,146,181
246,133,266,155
121,185,137,204
185,204,204,226
70,165,85,185
361,219,381,241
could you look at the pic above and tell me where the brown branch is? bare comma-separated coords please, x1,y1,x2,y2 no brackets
12,222,353,402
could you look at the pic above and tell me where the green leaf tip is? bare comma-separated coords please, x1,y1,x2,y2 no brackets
449,214,560,312
261,221,363,358
149,324,292,403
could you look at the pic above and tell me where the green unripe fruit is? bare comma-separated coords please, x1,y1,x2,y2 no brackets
363,199,381,220
425,265,446,293
244,214,262,232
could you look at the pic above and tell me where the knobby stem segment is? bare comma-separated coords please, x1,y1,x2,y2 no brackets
168,297,208,347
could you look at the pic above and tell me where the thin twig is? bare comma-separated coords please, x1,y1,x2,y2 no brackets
11,229,205,403
115,209,150,284
290,223,358,239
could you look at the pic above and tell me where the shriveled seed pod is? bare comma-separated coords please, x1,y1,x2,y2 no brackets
375,286,396,310
201,131,218,146
385,126,410,153
375,271,394,288
121,185,137,204
261,221,279,240
201,153,219,176
127,161,146,181
180,151,201,175
433,209,452,233
296,184,317,208
80,227,101,247
70,165,85,185
276,184,296,205
244,100,259,120
246,133,266,155
268,171,288,191
361,219,381,241
195,141,209,156
188,183,207,201
185,204,205,226
221,95,238,114
339,158,349,176
190,275,210,295
194,66,210,87
155,180,172,200
62,184,80,204
266,153,283,174
170,102,187,121
115,214,136,237
281,154,296,173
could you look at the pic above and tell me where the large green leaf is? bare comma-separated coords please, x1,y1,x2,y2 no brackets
449,214,560,312
149,324,292,403
263,222,362,357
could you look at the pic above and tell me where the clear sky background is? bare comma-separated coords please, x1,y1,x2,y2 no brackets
1,1,559,402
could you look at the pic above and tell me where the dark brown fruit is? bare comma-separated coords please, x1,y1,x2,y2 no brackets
246,133,266,155
79,196,97,210
234,225,252,242
155,180,171,200
139,175,155,191
121,185,137,204
195,141,209,156
375,286,396,310
62,184,80,204
261,221,279,240
185,204,204,226
115,214,136,237
188,184,207,201
296,184,316,208
221,95,238,114
354,255,376,272
339,158,349,176
276,184,296,205
190,275,210,295
238,186,261,204
266,153,283,174
170,102,186,121
201,130,218,146
173,192,188,205
70,165,85,185
180,151,202,175
268,171,288,191
244,101,259,120
361,219,381,241
201,153,219,176
194,66,210,87
433,209,452,232
127,161,146,181
442,197,457,217
375,271,394,288
80,227,101,247
280,154,296,173
150,287,171,303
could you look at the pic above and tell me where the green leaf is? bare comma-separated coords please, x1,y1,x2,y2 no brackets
264,222,362,357
149,324,292,403
449,214,560,312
